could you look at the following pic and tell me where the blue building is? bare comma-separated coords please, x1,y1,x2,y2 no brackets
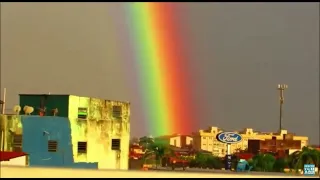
22,116,98,168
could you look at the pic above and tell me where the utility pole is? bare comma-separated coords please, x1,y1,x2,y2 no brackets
1,88,6,114
277,84,288,131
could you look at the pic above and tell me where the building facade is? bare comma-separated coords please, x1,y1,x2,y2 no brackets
192,126,308,157
155,134,193,148
1,94,131,170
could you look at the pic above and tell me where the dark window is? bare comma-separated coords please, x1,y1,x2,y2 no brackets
13,134,22,152
48,140,58,152
78,141,87,154
78,107,88,119
111,139,121,150
112,106,122,118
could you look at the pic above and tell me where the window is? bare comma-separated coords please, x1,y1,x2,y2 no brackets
77,141,87,154
112,106,122,118
174,140,177,147
111,139,121,150
78,107,88,119
202,137,206,140
48,140,58,152
13,134,22,152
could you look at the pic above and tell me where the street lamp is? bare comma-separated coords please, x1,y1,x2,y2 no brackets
277,84,288,131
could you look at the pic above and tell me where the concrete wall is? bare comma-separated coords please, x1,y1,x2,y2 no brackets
0,156,27,166
21,116,98,169
169,136,193,148
68,95,130,170
0,115,23,151
170,136,181,147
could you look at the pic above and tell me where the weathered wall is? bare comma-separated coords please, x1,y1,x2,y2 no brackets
68,95,130,170
0,115,23,151
21,116,98,169
0,115,98,169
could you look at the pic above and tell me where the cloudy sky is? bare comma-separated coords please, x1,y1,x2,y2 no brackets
1,3,319,144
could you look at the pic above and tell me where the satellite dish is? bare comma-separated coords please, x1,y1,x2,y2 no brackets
13,105,21,115
23,105,34,115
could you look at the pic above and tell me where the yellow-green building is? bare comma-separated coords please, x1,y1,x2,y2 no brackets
1,94,131,170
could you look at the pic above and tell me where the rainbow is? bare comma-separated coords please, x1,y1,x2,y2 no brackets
126,3,195,136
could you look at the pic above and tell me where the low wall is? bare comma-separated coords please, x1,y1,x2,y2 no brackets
1,165,318,178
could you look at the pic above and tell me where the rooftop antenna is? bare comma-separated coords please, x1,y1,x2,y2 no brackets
1,88,6,114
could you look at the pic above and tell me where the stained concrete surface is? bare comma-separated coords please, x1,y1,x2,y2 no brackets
1,165,318,178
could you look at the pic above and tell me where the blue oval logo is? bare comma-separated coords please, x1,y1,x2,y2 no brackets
216,132,243,144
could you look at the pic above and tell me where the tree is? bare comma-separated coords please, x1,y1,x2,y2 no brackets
273,158,287,172
130,137,139,145
141,140,170,169
252,153,276,172
288,147,320,174
151,142,169,168
192,152,222,169
139,136,154,150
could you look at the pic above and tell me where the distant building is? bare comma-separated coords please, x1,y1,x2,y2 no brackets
0,94,131,170
192,126,309,157
155,134,193,148
192,127,225,157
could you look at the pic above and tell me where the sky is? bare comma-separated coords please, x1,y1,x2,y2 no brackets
0,3,319,144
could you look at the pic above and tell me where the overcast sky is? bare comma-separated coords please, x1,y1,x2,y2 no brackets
1,3,319,144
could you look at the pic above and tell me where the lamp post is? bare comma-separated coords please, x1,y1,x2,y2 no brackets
277,84,288,131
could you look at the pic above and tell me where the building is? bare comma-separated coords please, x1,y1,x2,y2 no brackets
192,126,309,157
0,94,131,170
155,134,193,148
192,127,225,157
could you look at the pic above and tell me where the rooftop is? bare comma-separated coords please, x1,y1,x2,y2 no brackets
0,151,28,161
19,93,130,104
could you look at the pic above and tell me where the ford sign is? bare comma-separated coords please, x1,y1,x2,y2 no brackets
216,132,243,144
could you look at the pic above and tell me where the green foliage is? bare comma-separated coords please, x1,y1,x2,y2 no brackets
252,153,276,172
273,158,287,172
287,146,320,173
250,147,320,174
139,136,154,150
140,138,171,168
189,153,222,169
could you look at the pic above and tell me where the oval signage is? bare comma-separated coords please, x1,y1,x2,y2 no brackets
216,132,243,144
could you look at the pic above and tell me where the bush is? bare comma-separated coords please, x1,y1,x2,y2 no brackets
273,158,287,172
191,153,223,169
189,159,198,168
252,153,276,172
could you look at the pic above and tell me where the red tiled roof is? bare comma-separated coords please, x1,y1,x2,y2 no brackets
237,153,254,160
0,151,28,161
